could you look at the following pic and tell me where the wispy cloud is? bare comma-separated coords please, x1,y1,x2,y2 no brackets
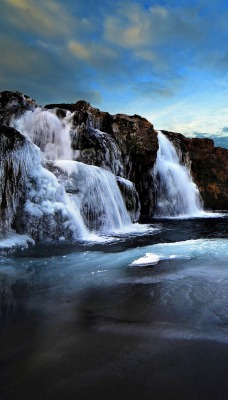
4,0,75,37
0,35,50,73
68,41,91,61
1,0,228,137
103,2,202,49
68,40,117,65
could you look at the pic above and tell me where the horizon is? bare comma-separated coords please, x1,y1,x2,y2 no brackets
1,0,228,147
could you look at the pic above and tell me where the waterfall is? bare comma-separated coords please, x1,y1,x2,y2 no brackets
153,131,203,217
8,107,133,239
52,160,132,233
12,107,73,161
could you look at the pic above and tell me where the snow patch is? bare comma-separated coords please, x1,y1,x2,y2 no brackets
0,234,34,250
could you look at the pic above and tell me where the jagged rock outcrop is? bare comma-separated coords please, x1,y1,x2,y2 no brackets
1,92,155,218
46,100,158,215
0,125,35,237
162,130,228,210
116,176,141,222
0,91,38,126
1,90,228,227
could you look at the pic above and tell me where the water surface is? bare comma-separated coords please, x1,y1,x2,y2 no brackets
0,216,228,400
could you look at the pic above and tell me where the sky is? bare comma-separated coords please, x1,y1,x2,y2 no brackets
1,0,228,146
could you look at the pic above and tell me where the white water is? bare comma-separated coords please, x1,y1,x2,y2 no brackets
153,131,203,217
12,107,73,160
54,160,132,233
8,107,135,241
24,160,89,240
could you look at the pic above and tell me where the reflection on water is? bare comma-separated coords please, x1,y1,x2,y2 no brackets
0,216,228,329
0,216,228,400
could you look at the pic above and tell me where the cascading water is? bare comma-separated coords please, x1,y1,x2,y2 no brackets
53,160,132,233
153,131,203,217
9,107,133,239
12,107,73,160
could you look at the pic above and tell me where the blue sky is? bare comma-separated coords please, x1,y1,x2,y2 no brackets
1,0,228,145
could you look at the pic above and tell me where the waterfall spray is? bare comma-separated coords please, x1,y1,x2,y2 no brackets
12,108,73,161
153,131,203,217
9,107,133,239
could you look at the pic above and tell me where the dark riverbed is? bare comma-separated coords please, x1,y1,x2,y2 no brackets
0,216,228,400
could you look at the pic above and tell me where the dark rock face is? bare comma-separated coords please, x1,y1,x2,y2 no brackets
46,101,158,216
2,92,158,218
1,90,228,234
116,177,141,222
0,125,30,236
0,91,38,126
45,100,90,113
187,140,228,211
162,131,228,211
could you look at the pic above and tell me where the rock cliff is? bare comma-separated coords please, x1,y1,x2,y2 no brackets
1,90,228,230
45,101,158,215
0,91,37,126
0,125,28,236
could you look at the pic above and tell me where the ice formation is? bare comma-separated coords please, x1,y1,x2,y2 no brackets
52,160,132,232
1,107,134,244
0,130,89,241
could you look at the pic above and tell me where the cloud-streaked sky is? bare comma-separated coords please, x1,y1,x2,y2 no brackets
1,0,228,144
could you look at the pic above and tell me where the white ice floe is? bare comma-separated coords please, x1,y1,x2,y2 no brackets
0,233,35,250
130,253,160,266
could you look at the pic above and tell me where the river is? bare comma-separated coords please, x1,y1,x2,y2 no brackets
0,216,228,399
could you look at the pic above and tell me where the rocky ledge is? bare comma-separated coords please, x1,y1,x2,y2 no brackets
45,99,158,215
1,90,228,216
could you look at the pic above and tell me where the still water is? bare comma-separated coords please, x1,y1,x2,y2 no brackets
0,216,228,400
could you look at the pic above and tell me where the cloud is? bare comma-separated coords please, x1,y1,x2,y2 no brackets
211,136,228,148
67,39,118,73
68,41,91,61
0,34,102,106
133,78,183,99
192,132,228,149
134,49,158,63
0,35,50,74
103,2,202,49
222,126,228,133
1,0,228,135
104,4,159,48
3,0,75,37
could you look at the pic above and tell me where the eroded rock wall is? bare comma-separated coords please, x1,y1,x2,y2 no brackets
0,91,38,126
0,125,34,236
46,101,158,215
1,91,228,220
